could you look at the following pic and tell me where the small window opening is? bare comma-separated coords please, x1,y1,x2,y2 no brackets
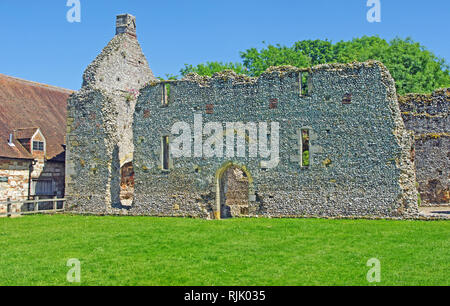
161,83,170,106
206,104,214,114
301,129,310,167
300,72,310,96
33,141,44,151
162,136,170,170
343,93,352,104
269,98,278,109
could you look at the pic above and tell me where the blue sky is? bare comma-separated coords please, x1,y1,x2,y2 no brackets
0,0,449,90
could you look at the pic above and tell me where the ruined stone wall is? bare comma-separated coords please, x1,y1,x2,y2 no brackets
399,89,450,205
132,61,418,219
65,15,156,214
65,14,420,219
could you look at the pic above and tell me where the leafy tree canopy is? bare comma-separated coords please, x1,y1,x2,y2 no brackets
180,62,248,77
180,36,450,95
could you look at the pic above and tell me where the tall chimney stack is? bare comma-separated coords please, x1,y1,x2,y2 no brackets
116,14,137,37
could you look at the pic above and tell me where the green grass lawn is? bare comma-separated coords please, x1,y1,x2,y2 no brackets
0,215,448,286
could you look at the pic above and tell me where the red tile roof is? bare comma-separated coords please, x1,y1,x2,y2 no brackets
14,127,39,140
0,74,74,160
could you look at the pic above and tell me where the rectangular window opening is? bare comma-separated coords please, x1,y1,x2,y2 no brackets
342,93,352,104
300,72,310,96
269,98,278,109
162,136,170,171
300,129,310,167
206,104,214,114
161,83,170,107
33,141,44,151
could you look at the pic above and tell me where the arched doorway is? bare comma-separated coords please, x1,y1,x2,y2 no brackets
216,163,251,219
120,162,134,207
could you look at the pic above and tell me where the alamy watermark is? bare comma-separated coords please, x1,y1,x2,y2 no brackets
66,0,81,23
366,258,381,283
367,0,381,23
65,1,379,25
170,114,280,169
67,258,81,283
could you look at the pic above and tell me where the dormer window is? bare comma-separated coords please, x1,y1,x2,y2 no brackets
33,141,44,151
13,127,46,157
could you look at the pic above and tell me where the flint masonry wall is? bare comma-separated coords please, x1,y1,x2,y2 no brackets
65,15,156,213
66,14,420,219
399,89,450,205
131,62,419,219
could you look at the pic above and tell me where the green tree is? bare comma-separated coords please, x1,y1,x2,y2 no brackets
330,37,450,94
381,38,450,94
241,43,311,76
239,36,450,94
181,37,450,95
180,62,248,77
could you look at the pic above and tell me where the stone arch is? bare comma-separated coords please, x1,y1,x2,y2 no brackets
215,162,254,220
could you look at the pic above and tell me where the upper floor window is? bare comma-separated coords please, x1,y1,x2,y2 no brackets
33,141,44,151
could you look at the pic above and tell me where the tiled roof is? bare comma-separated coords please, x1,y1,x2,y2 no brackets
0,74,74,160
14,127,39,140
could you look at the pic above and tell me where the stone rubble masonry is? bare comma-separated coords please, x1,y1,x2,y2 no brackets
131,62,418,219
65,14,419,219
0,159,30,208
222,167,250,217
399,88,450,205
65,14,156,214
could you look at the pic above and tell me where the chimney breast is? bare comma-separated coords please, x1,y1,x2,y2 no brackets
116,14,137,37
